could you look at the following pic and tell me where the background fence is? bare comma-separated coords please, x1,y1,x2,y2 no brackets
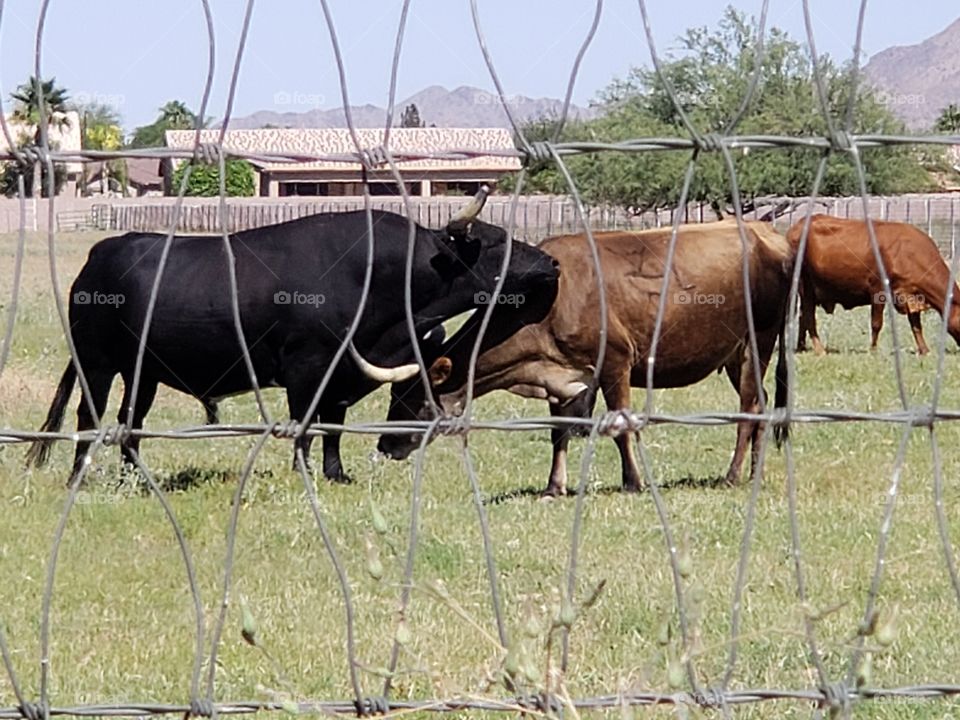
4,0,960,718
10,191,956,249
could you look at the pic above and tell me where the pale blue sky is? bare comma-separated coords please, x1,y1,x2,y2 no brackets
0,1,955,132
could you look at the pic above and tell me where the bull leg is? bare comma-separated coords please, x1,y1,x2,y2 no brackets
117,377,158,469
68,369,115,486
285,385,318,473
202,398,219,424
600,376,644,492
908,312,929,356
870,302,885,352
320,404,351,483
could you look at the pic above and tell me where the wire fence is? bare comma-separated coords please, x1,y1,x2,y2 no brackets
2,0,960,718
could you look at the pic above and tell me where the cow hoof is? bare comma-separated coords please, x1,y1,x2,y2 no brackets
540,486,566,499
622,483,645,494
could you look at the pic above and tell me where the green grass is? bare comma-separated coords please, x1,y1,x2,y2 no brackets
2,231,960,718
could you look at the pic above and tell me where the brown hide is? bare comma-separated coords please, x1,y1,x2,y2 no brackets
787,214,960,355
439,220,794,495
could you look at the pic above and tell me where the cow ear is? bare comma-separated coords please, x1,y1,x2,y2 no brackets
428,357,452,386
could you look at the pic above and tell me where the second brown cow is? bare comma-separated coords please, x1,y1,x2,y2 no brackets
788,215,960,355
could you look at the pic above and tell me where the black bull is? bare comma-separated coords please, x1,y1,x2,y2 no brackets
26,199,559,484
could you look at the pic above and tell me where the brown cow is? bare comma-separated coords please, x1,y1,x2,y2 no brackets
788,215,960,355
378,220,794,496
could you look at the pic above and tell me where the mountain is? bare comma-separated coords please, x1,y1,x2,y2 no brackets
864,17,960,130
222,85,594,130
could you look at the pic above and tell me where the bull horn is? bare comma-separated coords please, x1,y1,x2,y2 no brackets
447,184,490,229
348,341,420,383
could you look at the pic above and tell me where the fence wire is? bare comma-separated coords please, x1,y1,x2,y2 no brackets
0,0,959,718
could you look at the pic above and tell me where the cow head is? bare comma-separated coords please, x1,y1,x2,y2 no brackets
376,354,457,460
377,270,560,461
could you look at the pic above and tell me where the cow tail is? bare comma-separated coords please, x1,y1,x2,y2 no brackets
773,314,790,448
25,362,77,467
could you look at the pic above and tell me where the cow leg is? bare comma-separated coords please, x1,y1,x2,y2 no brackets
600,376,644,492
870,302,885,352
803,288,826,356
545,405,571,497
117,377,158,469
68,369,115,486
320,404,351,483
908,312,929,356
543,386,598,497
722,350,763,486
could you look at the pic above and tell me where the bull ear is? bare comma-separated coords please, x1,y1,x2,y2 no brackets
428,357,452,386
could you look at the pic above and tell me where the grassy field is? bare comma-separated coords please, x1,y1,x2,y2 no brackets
3,231,960,719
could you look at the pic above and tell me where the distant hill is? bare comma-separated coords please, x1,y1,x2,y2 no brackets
222,85,594,130
864,17,960,130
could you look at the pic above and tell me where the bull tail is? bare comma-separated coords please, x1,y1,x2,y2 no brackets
773,314,790,448
25,362,77,467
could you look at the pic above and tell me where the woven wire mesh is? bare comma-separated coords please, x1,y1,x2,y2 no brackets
1,0,960,718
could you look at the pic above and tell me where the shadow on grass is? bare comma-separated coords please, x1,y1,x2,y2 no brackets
484,474,730,505
144,465,238,493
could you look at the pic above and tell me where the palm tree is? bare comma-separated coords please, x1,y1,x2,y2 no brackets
10,76,71,197
130,100,205,148
935,103,960,134
158,100,199,130
75,102,123,195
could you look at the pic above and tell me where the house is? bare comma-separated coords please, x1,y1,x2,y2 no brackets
85,157,164,197
0,110,82,195
163,127,521,197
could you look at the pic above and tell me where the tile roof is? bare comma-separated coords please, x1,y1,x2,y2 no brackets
164,127,521,173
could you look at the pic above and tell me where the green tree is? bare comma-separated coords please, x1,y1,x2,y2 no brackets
400,103,425,128
935,103,960,133
130,100,205,148
520,8,932,213
8,76,71,197
170,157,256,197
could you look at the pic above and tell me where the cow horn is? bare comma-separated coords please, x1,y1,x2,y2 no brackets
348,341,420,383
447,184,490,230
